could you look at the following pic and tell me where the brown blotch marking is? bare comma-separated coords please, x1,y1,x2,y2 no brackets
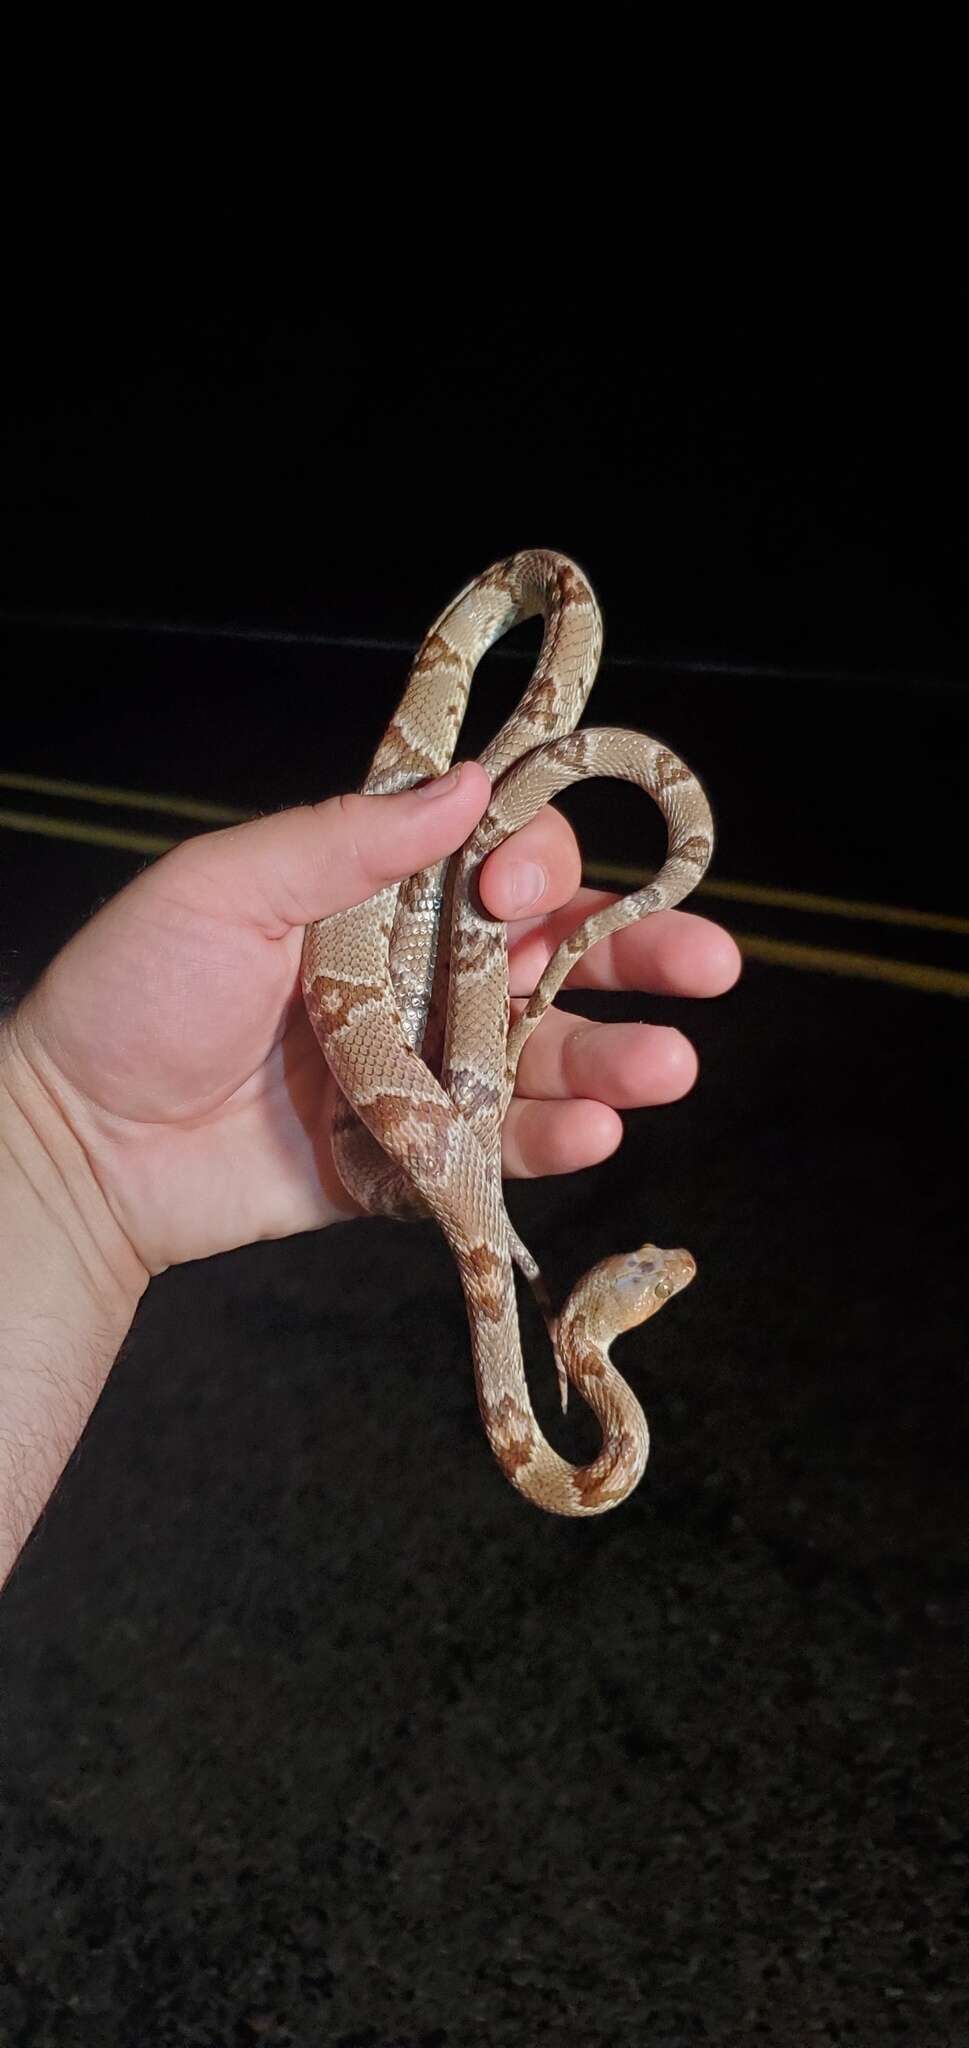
413,630,467,676
449,1066,502,1117
526,675,563,733
555,561,593,608
564,729,593,768
464,1240,507,1323
655,748,694,790
571,1428,640,1506
563,1309,606,1381
368,1092,457,1181
566,927,588,956
573,1346,606,1382
453,924,505,976
379,719,444,783
470,812,506,857
482,1391,536,1474
675,833,712,867
485,561,517,599
308,974,386,1036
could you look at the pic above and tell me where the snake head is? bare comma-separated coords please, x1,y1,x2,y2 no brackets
602,1242,697,1335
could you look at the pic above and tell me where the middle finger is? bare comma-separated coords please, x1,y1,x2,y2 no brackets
510,1000,698,1107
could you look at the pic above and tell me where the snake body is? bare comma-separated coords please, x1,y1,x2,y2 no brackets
301,552,713,1515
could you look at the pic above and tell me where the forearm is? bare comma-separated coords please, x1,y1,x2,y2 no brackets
0,1023,149,1586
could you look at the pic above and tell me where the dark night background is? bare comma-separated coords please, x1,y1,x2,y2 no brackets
0,207,966,2046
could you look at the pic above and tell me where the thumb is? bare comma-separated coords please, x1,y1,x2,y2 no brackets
172,761,492,933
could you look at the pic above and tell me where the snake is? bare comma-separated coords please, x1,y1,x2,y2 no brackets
301,551,714,1515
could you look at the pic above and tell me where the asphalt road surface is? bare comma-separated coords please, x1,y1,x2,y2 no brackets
1,611,965,2046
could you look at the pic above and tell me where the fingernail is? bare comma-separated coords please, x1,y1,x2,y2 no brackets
506,860,546,913
415,762,464,800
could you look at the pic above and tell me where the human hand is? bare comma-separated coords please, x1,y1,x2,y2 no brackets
8,764,740,1275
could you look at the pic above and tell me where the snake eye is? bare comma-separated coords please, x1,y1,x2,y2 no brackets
654,1277,674,1300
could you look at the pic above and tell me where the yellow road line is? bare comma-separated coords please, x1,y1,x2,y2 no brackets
730,931,969,999
586,860,969,937
2,804,967,997
0,770,247,825
0,808,177,856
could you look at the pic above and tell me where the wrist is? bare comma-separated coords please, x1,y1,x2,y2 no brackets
0,1017,148,1580
0,1016,149,1321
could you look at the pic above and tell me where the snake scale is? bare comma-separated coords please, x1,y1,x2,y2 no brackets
301,551,714,1515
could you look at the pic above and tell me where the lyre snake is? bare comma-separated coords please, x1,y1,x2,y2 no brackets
301,551,714,1514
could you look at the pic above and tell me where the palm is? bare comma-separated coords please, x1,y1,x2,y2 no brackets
32,854,346,1271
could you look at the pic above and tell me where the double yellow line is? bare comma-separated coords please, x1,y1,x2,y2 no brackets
2,770,968,999
584,856,969,999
